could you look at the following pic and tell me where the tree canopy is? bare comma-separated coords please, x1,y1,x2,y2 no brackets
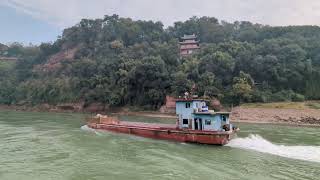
1,14,320,108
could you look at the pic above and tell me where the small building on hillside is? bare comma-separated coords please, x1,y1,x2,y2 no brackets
0,57,18,61
179,34,200,56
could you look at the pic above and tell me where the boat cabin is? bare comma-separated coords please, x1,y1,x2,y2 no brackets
176,99,231,131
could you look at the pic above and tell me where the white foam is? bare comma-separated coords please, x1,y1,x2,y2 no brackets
227,134,320,163
80,125,103,136
81,125,94,131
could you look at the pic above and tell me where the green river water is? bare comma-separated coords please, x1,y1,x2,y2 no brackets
0,110,320,180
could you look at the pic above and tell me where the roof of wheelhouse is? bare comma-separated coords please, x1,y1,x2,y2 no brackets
175,98,208,102
193,111,231,115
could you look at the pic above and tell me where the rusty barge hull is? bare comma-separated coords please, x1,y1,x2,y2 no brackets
88,121,236,145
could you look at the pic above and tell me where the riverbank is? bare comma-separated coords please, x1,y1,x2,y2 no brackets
112,108,320,127
231,102,320,127
85,102,320,127
1,102,320,127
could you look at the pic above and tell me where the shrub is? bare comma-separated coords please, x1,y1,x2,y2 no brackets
291,93,305,102
251,90,272,103
270,91,291,102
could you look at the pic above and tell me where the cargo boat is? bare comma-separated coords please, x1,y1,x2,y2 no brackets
87,98,238,145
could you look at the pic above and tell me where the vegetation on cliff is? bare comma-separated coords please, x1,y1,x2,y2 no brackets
1,15,320,109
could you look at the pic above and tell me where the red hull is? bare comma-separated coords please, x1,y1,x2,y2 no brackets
88,121,236,145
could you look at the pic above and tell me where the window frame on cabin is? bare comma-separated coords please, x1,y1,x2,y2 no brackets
182,119,189,125
205,119,211,125
221,115,227,122
185,102,191,108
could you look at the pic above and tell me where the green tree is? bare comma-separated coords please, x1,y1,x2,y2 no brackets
232,71,254,104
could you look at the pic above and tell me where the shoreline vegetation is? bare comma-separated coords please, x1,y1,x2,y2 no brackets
1,15,320,128
1,101,319,127
2,15,320,112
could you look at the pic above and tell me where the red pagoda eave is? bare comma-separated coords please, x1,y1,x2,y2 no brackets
179,41,200,45
180,47,200,50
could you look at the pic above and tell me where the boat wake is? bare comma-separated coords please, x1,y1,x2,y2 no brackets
226,134,320,163
81,125,103,136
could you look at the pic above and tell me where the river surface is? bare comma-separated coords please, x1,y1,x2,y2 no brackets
0,110,320,180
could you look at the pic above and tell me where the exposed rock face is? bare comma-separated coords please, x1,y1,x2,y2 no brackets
165,96,176,108
56,103,84,111
159,96,176,113
210,98,223,111
159,106,175,114
83,103,106,113
231,107,320,125
275,116,320,125
35,47,78,72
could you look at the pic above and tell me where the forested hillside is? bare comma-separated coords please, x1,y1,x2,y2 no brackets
1,15,320,109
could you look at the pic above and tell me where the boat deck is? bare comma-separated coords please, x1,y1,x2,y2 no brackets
88,120,237,145
92,121,234,135
117,121,177,130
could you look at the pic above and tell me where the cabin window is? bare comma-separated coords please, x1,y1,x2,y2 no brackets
185,103,191,108
183,119,189,125
205,119,211,125
221,115,227,122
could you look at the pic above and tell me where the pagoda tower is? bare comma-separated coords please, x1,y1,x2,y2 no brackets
179,34,200,56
